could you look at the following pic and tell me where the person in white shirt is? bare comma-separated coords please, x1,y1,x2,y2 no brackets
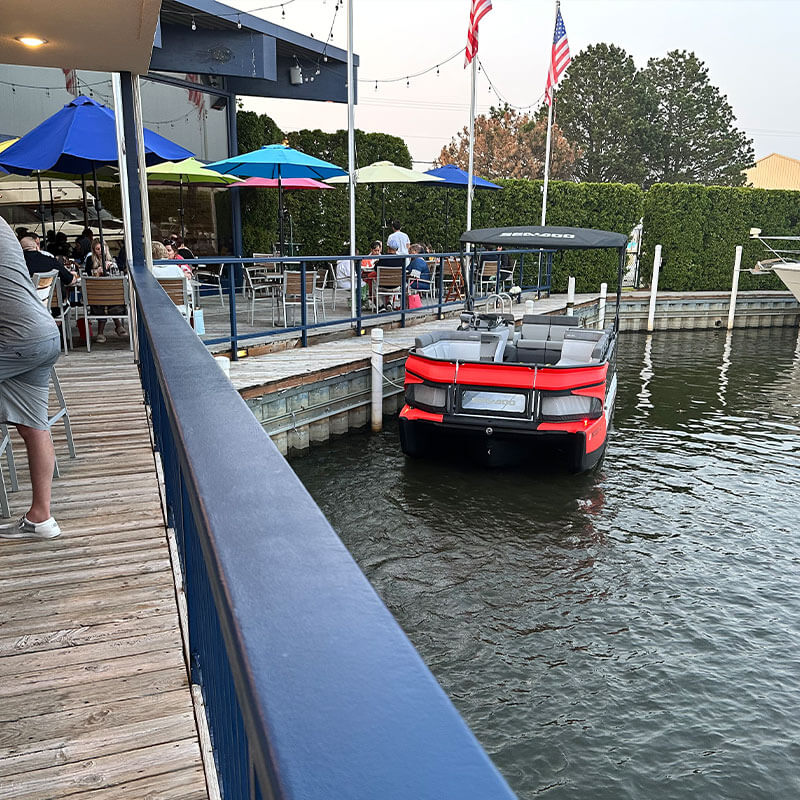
387,220,410,255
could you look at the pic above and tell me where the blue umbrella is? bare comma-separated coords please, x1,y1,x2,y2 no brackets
424,165,502,250
207,145,346,254
0,95,193,261
423,164,502,190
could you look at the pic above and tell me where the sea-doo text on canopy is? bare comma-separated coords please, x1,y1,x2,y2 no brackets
399,226,627,471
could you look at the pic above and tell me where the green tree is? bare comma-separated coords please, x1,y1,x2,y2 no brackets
640,50,754,186
554,43,650,184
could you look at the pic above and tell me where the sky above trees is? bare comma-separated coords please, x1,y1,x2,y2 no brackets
236,0,799,166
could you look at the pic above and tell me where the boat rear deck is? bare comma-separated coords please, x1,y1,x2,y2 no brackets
0,348,209,799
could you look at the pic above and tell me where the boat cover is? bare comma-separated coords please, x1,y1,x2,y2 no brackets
460,226,627,250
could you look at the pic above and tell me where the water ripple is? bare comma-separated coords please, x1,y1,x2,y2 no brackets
291,327,800,800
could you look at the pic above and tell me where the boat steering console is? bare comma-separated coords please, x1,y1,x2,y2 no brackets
457,311,514,332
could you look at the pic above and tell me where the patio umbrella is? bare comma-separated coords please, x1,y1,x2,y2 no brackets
206,144,346,254
236,176,333,191
0,95,193,264
423,164,501,249
326,160,444,239
146,157,242,240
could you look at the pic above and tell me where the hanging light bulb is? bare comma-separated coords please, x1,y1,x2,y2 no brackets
315,67,320,75
323,55,328,62
436,65,440,76
281,4,286,18
191,15,197,30
374,80,378,91
406,77,410,88
237,14,242,28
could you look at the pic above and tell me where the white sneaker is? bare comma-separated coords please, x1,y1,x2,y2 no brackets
0,515,61,540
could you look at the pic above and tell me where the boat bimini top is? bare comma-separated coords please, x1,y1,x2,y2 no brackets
458,225,629,330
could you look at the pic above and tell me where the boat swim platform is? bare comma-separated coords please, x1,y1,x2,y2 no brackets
0,349,211,799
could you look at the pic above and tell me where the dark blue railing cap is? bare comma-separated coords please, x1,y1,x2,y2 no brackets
131,263,516,799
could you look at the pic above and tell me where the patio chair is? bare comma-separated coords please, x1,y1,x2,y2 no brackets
47,367,76,478
34,270,73,352
80,275,133,352
244,266,279,325
313,266,329,321
157,276,193,320
375,265,404,310
280,270,317,326
0,424,19,519
194,263,225,306
478,260,498,294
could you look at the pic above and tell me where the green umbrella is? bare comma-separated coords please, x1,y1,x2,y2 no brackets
147,157,242,239
326,161,443,238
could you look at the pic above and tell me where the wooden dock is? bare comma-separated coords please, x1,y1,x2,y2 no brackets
0,346,209,799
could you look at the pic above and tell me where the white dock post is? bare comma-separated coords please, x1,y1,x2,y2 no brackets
647,244,662,333
727,245,743,330
214,356,231,379
566,276,575,315
525,300,535,315
598,282,607,329
371,328,384,432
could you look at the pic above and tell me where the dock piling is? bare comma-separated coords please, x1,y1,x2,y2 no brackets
727,245,743,330
566,276,575,315
371,327,384,432
647,245,662,333
599,282,607,329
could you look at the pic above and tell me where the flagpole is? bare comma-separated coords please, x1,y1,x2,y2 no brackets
466,56,477,233
347,0,357,321
540,94,554,226
541,0,559,226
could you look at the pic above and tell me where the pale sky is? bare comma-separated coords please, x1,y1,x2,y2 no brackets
236,0,800,167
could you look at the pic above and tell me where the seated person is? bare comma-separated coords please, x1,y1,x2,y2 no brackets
407,243,431,292
82,238,127,342
151,241,186,278
164,240,193,279
19,236,78,297
374,244,404,269
360,241,382,293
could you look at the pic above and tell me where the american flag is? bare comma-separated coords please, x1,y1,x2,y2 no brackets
62,68,78,97
464,0,492,67
185,73,205,114
544,5,571,106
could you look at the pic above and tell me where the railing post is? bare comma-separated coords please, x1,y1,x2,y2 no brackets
599,282,607,329
371,327,384,432
400,259,407,328
566,276,575,315
437,255,444,319
727,245,743,330
300,260,308,348
647,244,662,333
227,263,239,360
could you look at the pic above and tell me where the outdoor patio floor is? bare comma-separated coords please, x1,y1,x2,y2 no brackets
0,348,210,799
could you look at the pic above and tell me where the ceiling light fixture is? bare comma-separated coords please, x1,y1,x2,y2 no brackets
15,36,48,47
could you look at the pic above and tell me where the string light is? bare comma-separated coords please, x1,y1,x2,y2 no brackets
191,15,197,30
281,4,286,18
406,77,410,88
237,14,242,28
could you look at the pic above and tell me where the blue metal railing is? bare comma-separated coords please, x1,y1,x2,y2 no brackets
160,249,551,357
130,261,516,799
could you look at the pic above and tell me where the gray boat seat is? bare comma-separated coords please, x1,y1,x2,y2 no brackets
558,328,607,366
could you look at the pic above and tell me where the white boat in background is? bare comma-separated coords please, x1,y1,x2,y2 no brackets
749,229,800,303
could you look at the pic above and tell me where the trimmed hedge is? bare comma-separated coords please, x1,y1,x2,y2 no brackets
641,184,800,290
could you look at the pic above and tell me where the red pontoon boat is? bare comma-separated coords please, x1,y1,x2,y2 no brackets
399,226,628,471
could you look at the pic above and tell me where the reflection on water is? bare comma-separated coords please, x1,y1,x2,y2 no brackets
290,328,800,800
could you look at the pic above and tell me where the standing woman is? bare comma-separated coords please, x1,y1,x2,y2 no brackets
83,239,126,343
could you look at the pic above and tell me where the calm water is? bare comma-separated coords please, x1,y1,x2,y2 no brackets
290,328,800,800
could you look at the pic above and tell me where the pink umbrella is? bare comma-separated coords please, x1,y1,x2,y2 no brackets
236,176,332,190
